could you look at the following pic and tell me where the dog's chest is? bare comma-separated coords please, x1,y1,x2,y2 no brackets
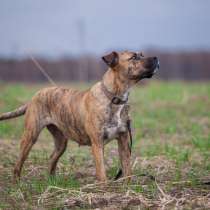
102,104,129,143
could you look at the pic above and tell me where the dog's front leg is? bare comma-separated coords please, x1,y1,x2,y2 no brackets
118,132,131,179
91,140,107,182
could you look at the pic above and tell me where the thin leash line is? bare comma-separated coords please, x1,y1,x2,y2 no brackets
29,55,57,86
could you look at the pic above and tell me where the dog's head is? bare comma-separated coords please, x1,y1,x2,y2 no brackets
102,51,159,85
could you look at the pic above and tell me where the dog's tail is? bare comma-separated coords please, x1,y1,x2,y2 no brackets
0,104,28,121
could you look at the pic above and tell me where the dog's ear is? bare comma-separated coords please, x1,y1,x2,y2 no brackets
102,51,119,68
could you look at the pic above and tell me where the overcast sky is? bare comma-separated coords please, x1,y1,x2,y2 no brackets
0,0,210,57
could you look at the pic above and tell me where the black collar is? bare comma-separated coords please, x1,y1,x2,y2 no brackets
101,82,128,105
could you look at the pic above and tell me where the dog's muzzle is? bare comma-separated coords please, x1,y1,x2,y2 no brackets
128,57,160,81
141,57,160,79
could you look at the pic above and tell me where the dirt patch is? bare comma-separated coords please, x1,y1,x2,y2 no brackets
0,137,210,209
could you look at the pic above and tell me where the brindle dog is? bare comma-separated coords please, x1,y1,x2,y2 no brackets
0,51,159,182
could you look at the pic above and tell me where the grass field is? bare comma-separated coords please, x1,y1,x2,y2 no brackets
0,81,210,209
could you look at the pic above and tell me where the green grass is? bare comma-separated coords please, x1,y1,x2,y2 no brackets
0,81,210,209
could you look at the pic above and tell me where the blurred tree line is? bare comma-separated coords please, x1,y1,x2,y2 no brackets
0,51,210,82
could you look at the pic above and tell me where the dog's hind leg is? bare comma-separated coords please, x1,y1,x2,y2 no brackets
47,124,67,175
13,119,44,181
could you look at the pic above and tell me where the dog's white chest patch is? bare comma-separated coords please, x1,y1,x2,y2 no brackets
103,105,127,143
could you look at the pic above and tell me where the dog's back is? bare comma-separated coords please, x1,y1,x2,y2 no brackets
28,86,91,144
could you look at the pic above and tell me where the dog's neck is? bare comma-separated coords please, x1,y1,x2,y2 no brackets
102,68,130,97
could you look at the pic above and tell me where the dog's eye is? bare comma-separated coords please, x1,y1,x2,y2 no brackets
129,54,138,60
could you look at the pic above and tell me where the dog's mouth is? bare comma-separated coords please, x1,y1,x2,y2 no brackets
141,60,159,79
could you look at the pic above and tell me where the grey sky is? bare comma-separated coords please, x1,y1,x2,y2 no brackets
0,0,210,57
